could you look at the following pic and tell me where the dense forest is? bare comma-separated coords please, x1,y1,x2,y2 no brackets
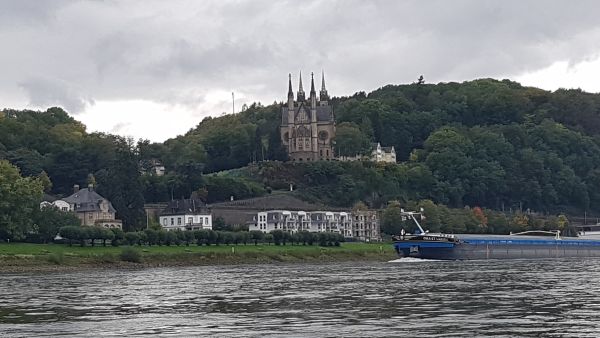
2,78,600,237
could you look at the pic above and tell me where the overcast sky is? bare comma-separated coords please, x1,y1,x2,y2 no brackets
2,0,600,142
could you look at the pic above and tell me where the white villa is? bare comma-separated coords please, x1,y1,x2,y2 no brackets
371,142,396,163
40,198,70,212
338,142,396,164
159,198,212,231
40,184,123,229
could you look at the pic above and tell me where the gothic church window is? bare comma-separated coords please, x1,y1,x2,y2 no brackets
296,110,308,123
318,130,328,141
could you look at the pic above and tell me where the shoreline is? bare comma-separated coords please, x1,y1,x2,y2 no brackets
0,242,396,273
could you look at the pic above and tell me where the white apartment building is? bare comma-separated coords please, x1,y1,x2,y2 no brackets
250,209,379,241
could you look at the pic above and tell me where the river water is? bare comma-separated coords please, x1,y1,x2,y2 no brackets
2,258,600,337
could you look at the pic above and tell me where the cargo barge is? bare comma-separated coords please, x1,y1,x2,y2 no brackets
392,211,600,260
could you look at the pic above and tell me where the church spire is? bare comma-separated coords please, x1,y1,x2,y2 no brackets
310,72,317,109
320,70,329,101
297,71,305,101
287,73,293,99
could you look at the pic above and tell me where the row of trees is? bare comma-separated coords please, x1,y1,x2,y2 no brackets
58,226,346,247
380,199,574,236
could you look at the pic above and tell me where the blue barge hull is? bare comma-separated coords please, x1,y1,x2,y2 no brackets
393,234,600,260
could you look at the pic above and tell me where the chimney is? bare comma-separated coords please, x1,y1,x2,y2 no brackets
73,184,80,193
88,183,93,191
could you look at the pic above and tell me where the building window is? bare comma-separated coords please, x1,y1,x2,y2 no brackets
326,149,329,157
163,219,167,226
177,217,182,225
171,218,174,225
188,217,193,224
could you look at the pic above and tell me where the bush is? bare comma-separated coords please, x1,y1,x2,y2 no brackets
111,228,125,246
120,247,142,263
272,230,284,245
59,226,82,246
164,231,178,246
100,228,115,246
184,231,195,246
124,232,139,246
47,252,64,265
136,231,148,246
144,229,159,246
96,252,117,263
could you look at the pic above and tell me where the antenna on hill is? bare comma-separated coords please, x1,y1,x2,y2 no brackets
232,92,235,114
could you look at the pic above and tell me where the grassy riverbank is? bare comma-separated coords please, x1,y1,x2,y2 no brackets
0,242,397,272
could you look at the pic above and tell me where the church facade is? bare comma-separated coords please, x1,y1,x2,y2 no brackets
280,72,335,162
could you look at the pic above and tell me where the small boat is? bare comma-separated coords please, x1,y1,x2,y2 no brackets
392,211,600,260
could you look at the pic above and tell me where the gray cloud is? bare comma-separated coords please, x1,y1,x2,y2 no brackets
18,77,94,114
110,122,131,133
2,0,600,117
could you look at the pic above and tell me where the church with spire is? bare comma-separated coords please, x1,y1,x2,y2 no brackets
280,71,335,162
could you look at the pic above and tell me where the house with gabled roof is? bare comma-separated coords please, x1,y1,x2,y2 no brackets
159,198,212,231
59,184,122,229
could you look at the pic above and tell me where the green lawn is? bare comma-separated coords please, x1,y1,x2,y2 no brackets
0,242,396,270
0,242,392,255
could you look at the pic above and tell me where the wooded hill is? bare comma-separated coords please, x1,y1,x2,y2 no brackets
3,78,600,232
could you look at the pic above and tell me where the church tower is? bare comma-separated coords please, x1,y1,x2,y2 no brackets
280,71,335,162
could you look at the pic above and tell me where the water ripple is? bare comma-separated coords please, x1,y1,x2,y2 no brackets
2,259,600,336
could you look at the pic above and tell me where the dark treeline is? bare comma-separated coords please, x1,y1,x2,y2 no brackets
58,226,345,247
3,78,600,233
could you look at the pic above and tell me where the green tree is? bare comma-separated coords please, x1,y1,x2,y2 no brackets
272,230,284,245
144,228,159,246
264,233,273,245
249,230,264,245
111,228,125,246
32,206,80,243
59,225,81,246
38,171,52,193
164,231,177,246
96,138,145,231
88,226,104,247
334,122,371,157
206,230,218,245
100,228,115,246
381,201,405,235
0,160,44,241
